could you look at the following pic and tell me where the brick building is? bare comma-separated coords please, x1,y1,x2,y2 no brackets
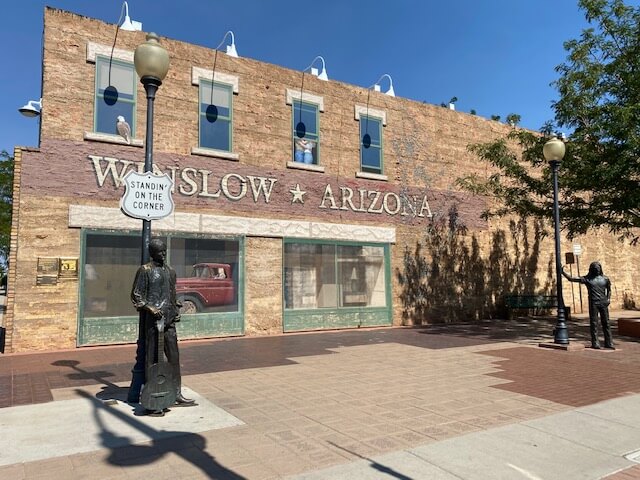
4,8,639,353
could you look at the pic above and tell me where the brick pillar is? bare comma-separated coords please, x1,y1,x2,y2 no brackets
4,147,24,353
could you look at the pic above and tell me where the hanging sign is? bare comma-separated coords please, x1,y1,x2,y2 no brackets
120,171,174,220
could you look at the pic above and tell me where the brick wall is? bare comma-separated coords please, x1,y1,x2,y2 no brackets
6,7,638,352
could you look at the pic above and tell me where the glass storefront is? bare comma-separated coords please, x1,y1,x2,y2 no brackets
283,240,391,331
79,230,243,345
77,232,390,344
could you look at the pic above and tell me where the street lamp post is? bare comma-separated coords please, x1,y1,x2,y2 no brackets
127,32,170,403
543,136,569,345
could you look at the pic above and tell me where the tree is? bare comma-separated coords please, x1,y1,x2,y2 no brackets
506,113,521,126
0,150,14,274
459,0,640,244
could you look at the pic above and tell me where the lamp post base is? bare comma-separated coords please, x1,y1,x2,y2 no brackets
539,341,584,351
553,309,570,345
553,327,570,344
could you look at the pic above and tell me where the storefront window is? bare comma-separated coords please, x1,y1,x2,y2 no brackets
337,245,386,307
284,242,387,310
83,233,240,318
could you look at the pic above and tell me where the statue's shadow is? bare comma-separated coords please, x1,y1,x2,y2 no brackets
74,389,244,477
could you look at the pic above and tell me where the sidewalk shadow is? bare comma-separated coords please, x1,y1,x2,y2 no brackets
328,441,413,480
51,359,130,403
54,359,245,478
76,390,245,479
419,314,640,346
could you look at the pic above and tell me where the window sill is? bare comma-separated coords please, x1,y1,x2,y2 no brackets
356,171,388,182
287,161,326,173
84,132,143,147
191,147,239,161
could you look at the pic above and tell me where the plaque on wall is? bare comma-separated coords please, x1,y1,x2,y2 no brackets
36,257,59,285
59,257,79,279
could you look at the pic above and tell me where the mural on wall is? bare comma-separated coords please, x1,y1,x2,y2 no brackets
17,138,487,229
78,150,487,229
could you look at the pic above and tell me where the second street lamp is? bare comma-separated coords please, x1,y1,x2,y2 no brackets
127,32,170,403
543,136,569,345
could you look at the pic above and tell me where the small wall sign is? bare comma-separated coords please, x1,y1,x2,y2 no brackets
59,258,79,279
36,257,59,285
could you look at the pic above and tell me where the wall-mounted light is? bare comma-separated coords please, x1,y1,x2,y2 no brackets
19,98,42,117
215,30,239,58
119,1,142,31
304,55,328,81
373,73,395,97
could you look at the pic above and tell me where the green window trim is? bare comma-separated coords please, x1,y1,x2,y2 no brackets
282,238,392,332
283,238,391,311
359,114,383,175
198,79,234,152
94,55,137,136
77,229,246,346
292,99,321,165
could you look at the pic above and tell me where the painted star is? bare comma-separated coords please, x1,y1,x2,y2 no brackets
290,183,306,204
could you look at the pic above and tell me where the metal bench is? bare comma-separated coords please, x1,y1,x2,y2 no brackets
505,294,557,316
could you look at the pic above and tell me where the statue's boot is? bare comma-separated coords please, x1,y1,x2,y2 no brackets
174,383,196,406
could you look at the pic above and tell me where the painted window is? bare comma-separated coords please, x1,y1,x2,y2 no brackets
360,115,383,174
82,233,241,319
199,80,233,151
292,100,319,165
94,55,136,136
283,242,387,310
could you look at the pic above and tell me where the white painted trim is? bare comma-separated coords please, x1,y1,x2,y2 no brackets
286,161,326,173
356,172,388,182
83,131,143,147
191,67,239,93
286,89,324,111
191,147,239,161
68,205,396,243
86,42,134,63
355,105,387,125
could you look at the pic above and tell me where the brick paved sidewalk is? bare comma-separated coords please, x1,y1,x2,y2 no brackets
1,317,640,479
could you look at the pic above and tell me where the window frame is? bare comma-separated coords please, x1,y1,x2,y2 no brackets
291,98,321,166
354,105,388,181
359,114,383,175
283,238,391,311
77,229,246,346
93,54,137,138
198,78,234,153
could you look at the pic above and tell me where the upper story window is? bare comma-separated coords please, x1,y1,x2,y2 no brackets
292,100,319,165
286,89,325,172
85,42,141,146
199,80,233,152
359,115,382,174
355,105,387,180
191,67,239,161
95,55,137,137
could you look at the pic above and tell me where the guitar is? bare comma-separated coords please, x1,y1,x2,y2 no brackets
140,316,178,412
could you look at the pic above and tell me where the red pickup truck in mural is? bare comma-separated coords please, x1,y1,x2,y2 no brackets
176,263,235,314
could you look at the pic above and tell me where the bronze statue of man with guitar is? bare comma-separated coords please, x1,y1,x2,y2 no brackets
131,238,196,416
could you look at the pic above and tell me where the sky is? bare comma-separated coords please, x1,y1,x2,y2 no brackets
0,0,599,154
